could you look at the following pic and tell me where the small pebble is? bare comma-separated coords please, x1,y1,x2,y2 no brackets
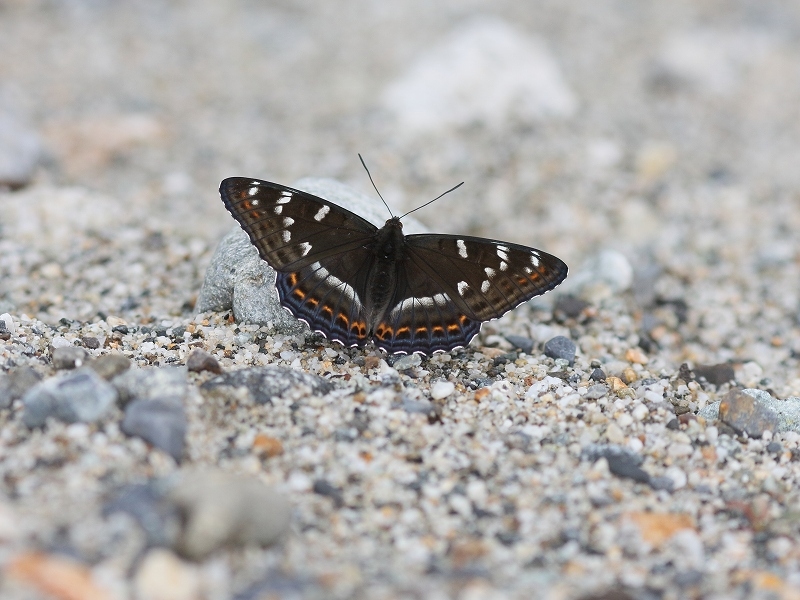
121,398,187,462
694,363,735,386
185,348,222,374
719,389,780,438
543,336,576,366
133,549,201,600
80,336,101,349
313,479,344,507
51,346,88,370
584,384,608,400
22,369,117,428
431,381,455,400
504,335,534,354
392,353,422,370
166,470,291,560
201,366,331,405
87,353,131,380
554,295,589,319
589,368,606,382
0,366,42,409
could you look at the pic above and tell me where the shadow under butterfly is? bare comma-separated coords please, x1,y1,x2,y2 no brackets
219,157,568,355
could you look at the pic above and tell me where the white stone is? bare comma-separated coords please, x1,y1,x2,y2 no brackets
431,381,455,400
133,549,201,600
381,17,577,134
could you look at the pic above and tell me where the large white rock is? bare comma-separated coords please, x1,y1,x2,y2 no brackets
381,17,577,133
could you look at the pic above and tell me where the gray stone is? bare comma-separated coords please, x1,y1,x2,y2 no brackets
22,368,117,427
718,389,780,437
103,482,180,548
391,353,422,371
165,470,291,560
121,398,187,462
200,365,332,405
51,346,89,370
699,388,800,434
112,366,188,406
402,397,436,415
543,336,576,366
185,348,222,374
87,353,132,380
584,384,608,400
196,178,427,331
0,366,42,409
505,335,534,355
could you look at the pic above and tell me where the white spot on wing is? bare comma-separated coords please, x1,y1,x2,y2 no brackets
273,205,282,214
299,242,311,256
251,199,259,206
283,217,295,227
481,280,490,293
484,267,496,278
456,239,468,258
500,261,508,271
314,205,330,222
497,245,509,253
530,253,540,267
248,186,258,196
433,293,448,306
282,230,291,243
524,266,532,274
496,247,509,261
277,195,292,205
457,281,469,296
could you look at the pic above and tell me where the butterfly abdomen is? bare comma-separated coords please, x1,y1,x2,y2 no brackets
364,219,406,331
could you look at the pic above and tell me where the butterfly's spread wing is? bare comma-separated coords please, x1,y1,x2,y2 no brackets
406,235,567,319
371,235,567,353
220,178,377,347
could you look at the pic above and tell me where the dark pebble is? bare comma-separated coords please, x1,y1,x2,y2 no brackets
606,453,650,484
767,441,782,454
543,336,576,366
719,389,780,438
22,369,117,427
666,418,680,430
313,479,344,507
112,324,129,334
589,368,606,382
201,366,332,405
51,346,89,370
694,363,735,386
186,348,223,374
81,336,101,349
0,366,42,409
554,295,589,319
87,353,131,380
171,326,186,338
648,476,674,491
121,398,187,462
504,335,534,355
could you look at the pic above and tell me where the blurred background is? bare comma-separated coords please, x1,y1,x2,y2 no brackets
2,0,800,372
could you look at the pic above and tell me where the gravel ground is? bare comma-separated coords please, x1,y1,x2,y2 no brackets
3,2,800,599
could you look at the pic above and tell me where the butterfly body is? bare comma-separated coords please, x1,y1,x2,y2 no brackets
220,177,568,355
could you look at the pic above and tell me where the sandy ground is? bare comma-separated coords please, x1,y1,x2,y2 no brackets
2,1,800,599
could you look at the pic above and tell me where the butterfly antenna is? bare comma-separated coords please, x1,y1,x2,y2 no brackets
359,153,394,218
399,181,464,220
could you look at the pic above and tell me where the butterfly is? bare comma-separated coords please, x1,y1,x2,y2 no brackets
219,170,568,355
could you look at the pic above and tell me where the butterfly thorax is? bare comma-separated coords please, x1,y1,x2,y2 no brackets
364,217,405,329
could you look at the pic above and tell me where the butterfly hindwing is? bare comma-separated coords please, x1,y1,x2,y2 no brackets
403,235,568,321
220,177,377,271
372,264,482,354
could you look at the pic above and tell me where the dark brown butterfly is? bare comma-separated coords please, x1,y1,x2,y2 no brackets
220,175,567,355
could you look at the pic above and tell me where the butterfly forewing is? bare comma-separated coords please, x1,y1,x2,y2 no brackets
220,178,377,271
403,235,568,321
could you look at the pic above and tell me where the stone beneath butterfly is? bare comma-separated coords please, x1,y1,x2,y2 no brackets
213,176,568,355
